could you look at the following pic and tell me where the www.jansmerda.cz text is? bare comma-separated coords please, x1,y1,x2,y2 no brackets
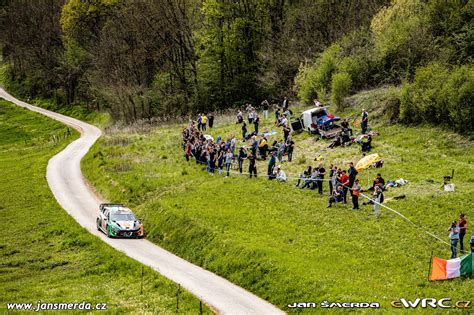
6,301,107,311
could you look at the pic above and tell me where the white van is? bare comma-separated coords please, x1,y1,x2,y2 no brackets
291,107,342,138
291,107,329,133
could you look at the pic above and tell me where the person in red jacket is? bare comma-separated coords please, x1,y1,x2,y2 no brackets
339,170,349,203
459,213,467,253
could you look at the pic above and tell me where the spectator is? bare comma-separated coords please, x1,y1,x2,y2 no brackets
248,152,257,178
208,113,214,128
352,179,361,210
459,213,467,253
201,114,208,131
185,142,192,162
258,136,268,160
361,135,372,152
197,113,202,131
248,108,254,124
268,151,276,179
348,162,358,189
209,146,216,173
282,96,289,110
370,174,385,191
237,147,247,174
448,221,460,258
275,107,281,122
328,164,335,195
316,163,326,195
296,166,312,187
314,99,322,107
341,118,352,136
470,234,474,253
280,115,288,128
262,100,269,120
283,124,291,142
217,146,225,175
340,170,349,203
251,136,258,157
327,185,344,208
254,114,260,134
328,134,343,149
225,149,233,177
285,136,295,162
361,109,369,134
242,121,248,140
276,139,285,163
301,168,318,190
373,185,384,217
237,110,243,124
276,165,287,182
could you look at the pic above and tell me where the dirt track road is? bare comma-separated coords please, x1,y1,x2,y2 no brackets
0,88,284,315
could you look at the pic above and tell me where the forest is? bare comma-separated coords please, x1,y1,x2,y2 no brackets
0,0,472,132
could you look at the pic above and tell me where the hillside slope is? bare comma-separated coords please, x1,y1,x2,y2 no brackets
83,87,474,311
0,100,210,314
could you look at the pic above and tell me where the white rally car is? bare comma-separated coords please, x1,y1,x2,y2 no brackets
96,204,144,238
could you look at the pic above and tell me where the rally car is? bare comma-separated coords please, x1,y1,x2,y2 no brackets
96,203,144,238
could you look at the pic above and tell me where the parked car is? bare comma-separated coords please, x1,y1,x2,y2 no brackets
96,203,144,238
291,107,342,138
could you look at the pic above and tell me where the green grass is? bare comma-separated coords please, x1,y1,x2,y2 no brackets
0,100,210,314
82,87,474,312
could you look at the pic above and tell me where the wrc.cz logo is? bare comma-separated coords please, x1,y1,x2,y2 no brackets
391,298,471,309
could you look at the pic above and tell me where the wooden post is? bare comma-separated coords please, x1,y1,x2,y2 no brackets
427,251,433,281
176,284,180,313
140,266,144,295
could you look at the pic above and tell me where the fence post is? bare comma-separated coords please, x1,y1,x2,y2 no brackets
176,284,180,314
140,265,144,295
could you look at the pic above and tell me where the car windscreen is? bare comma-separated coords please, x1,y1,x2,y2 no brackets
110,213,136,221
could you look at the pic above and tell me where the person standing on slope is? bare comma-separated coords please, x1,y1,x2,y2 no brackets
448,221,460,258
459,213,467,253
352,179,361,210
361,109,369,134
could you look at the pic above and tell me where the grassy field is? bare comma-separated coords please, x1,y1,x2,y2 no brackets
82,87,474,312
0,99,211,314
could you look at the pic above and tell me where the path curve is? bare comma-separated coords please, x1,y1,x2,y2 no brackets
0,88,284,315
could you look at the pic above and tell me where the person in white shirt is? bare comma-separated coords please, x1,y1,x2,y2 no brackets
276,165,287,182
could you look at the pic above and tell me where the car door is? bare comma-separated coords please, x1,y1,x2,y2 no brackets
101,210,109,231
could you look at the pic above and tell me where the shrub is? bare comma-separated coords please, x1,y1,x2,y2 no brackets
331,72,352,110
295,44,341,104
400,63,474,133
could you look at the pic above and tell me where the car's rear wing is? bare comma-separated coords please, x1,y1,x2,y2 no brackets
99,203,124,212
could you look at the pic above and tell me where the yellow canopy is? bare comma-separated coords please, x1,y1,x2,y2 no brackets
356,153,380,172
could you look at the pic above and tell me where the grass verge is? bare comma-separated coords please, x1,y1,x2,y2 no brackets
0,99,210,314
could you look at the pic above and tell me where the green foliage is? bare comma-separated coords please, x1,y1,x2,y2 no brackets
0,100,209,313
196,0,263,109
1,0,472,126
295,44,341,104
400,63,474,133
331,72,352,110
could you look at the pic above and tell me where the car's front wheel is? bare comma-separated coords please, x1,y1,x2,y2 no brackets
106,224,115,238
96,218,101,231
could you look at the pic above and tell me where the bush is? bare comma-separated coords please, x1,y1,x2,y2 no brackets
331,72,352,110
295,44,341,104
400,63,474,133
